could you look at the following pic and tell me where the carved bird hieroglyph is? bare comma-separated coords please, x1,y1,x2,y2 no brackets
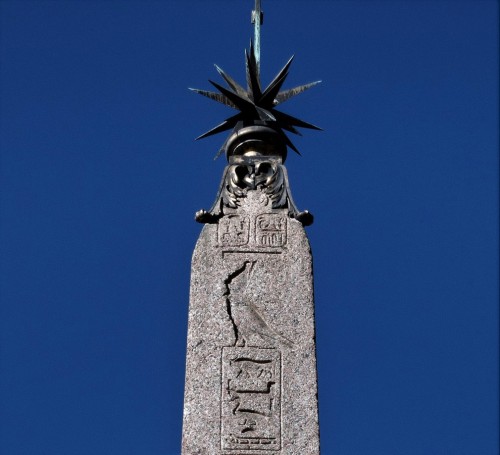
226,261,293,348
230,299,293,348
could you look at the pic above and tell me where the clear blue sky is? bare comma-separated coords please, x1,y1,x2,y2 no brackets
0,1,498,454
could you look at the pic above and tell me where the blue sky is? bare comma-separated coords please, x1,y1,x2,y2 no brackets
0,1,498,454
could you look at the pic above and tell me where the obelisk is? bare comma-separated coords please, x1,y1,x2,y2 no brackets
182,2,321,453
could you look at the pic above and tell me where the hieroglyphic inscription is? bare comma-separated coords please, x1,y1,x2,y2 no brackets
255,214,287,247
218,215,250,247
221,347,281,451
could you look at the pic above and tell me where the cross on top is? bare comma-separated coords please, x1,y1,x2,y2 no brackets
251,0,264,77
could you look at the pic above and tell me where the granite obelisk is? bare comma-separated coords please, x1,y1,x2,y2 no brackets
182,3,321,453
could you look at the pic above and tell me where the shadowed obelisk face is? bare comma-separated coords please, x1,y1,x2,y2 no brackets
182,2,321,453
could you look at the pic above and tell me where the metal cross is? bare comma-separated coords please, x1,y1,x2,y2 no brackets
251,0,263,78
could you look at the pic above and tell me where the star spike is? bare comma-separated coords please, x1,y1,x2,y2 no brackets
214,64,247,96
273,110,322,131
259,55,295,105
245,42,262,100
195,113,242,140
188,87,236,109
274,80,322,105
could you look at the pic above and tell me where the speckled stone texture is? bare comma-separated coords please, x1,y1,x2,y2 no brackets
182,191,320,454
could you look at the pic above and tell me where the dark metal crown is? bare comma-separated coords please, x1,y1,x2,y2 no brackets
190,38,321,163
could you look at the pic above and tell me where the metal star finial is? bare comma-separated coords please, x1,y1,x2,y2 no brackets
190,0,321,160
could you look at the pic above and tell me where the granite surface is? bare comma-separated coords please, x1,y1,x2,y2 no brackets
182,190,320,454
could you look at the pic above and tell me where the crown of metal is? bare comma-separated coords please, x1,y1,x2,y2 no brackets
190,1,321,162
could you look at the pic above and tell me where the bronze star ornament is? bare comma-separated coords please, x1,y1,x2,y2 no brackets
190,38,321,161
190,1,318,225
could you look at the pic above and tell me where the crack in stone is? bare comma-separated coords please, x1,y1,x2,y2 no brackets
223,261,255,346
